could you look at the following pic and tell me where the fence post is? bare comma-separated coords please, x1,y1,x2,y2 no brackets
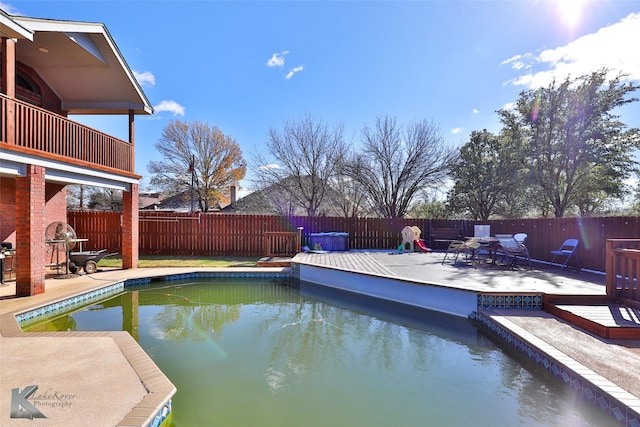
605,239,615,297
297,227,304,252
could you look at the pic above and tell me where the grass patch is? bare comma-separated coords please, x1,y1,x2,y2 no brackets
98,254,260,268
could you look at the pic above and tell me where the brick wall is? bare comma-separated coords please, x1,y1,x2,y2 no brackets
16,61,64,115
3,169,68,295
15,165,47,295
45,183,68,225
122,183,139,269
0,178,67,247
0,177,16,245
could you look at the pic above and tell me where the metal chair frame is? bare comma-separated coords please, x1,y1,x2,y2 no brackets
496,235,531,270
550,238,581,270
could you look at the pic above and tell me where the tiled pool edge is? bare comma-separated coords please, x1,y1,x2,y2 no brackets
8,269,291,427
473,310,640,427
15,270,292,324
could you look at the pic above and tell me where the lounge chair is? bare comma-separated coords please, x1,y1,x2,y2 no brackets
495,234,531,269
513,233,527,245
550,238,580,270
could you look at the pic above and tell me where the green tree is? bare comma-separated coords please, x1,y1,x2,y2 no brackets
447,130,529,220
148,120,246,212
406,194,451,219
342,116,456,218
498,69,639,217
630,177,640,216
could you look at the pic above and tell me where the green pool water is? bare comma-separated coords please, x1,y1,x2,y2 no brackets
24,279,618,427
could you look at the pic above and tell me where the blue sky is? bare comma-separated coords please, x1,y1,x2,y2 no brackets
3,0,639,195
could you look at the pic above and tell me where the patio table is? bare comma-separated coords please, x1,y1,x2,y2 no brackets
464,237,499,264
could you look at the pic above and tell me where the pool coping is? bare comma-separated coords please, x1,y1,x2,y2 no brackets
473,310,640,426
0,267,290,427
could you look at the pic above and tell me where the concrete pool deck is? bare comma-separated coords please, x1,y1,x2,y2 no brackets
1,254,639,425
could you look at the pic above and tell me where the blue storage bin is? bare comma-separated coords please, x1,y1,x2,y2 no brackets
309,232,349,251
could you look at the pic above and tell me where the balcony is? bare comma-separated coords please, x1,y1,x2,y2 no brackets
1,94,134,175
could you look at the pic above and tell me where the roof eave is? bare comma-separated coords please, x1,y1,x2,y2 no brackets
0,10,34,40
10,14,154,116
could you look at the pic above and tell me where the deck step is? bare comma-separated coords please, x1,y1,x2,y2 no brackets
257,257,292,267
546,303,640,339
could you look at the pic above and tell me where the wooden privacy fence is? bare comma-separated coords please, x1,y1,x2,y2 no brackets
67,212,640,272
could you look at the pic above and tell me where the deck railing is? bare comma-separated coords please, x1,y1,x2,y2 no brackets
264,231,301,257
0,94,133,173
606,239,640,303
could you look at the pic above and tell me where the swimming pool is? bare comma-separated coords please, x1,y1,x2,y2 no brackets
23,278,619,426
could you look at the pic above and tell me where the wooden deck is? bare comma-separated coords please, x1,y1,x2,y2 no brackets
546,302,640,339
295,251,396,276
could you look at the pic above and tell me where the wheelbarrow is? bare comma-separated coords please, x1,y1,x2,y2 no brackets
68,249,117,274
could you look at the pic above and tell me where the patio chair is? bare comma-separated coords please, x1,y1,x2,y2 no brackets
442,239,481,266
550,238,580,270
495,234,531,269
1,242,14,283
474,225,490,238
513,233,527,245
2,252,15,281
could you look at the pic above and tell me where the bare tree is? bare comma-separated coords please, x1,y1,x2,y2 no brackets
88,188,123,211
148,120,246,212
252,113,347,216
342,116,456,218
66,185,122,211
66,185,87,211
330,174,372,218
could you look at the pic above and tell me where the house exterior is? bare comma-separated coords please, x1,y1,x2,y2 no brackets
1,9,153,296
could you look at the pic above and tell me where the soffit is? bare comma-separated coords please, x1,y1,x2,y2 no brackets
7,16,153,115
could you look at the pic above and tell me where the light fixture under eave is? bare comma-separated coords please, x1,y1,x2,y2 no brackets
38,47,48,53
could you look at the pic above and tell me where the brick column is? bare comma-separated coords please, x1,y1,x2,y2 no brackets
122,183,139,269
15,165,46,296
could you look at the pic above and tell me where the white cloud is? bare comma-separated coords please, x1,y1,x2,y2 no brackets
0,1,20,14
153,100,185,116
502,102,517,111
472,109,480,115
267,50,289,67
134,70,155,87
504,12,640,89
501,54,522,65
501,53,532,71
259,163,281,171
285,65,304,80
451,127,463,135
